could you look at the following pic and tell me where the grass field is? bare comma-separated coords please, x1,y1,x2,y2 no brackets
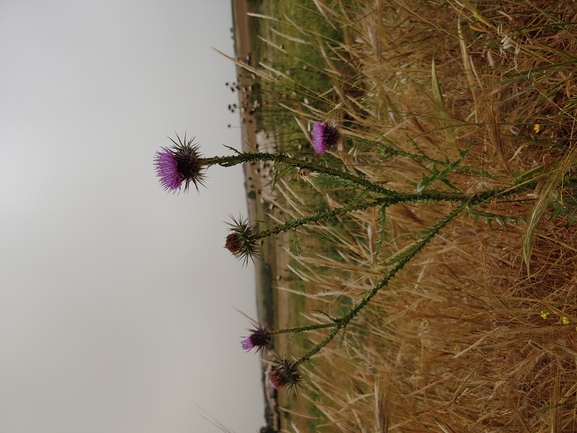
232,0,577,431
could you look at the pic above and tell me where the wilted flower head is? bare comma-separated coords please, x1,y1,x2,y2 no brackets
269,355,301,391
241,324,272,353
154,133,206,192
225,216,259,264
311,121,340,155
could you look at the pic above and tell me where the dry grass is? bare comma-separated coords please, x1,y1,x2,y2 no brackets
242,0,577,431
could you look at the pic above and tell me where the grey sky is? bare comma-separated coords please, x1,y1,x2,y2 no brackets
0,1,264,432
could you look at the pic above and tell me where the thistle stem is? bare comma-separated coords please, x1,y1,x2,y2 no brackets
204,152,535,205
294,201,467,366
203,152,451,198
250,184,521,241
271,322,336,335
254,196,385,239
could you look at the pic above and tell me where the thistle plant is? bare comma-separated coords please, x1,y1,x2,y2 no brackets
150,1,577,430
222,188,502,263
154,128,540,393
240,322,336,354
155,133,528,262
154,132,451,197
240,322,343,391
239,201,466,390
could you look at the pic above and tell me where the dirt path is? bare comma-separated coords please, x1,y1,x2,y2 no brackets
231,2,286,431
232,0,292,339
231,0,257,154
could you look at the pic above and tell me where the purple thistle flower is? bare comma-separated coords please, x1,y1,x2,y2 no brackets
311,121,340,155
154,133,206,192
154,147,183,191
241,324,272,353
269,355,301,391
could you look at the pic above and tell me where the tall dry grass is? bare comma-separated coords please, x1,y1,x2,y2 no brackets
242,0,577,431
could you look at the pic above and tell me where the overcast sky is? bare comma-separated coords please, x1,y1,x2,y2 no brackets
0,1,265,432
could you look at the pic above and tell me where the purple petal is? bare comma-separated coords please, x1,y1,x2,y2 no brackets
241,337,254,351
154,147,183,191
311,122,327,154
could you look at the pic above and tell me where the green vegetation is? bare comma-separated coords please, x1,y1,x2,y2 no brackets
232,0,577,431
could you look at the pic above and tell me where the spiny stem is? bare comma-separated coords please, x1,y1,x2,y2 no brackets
271,322,336,335
250,184,522,241
294,201,467,366
255,196,385,239
203,152,429,197
251,191,472,240
204,151,534,204
203,152,389,195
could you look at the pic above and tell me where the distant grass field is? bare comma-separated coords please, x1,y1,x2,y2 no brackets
235,0,577,432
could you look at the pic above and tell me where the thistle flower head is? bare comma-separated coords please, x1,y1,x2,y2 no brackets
269,355,301,391
154,133,206,192
241,324,272,353
225,216,259,265
311,121,340,155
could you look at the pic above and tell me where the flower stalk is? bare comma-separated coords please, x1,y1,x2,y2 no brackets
203,151,404,197
270,322,337,335
204,152,527,204
240,322,337,353
224,182,526,263
292,201,467,366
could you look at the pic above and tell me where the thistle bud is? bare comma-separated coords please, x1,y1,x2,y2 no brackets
224,216,259,264
241,325,272,353
269,356,301,391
